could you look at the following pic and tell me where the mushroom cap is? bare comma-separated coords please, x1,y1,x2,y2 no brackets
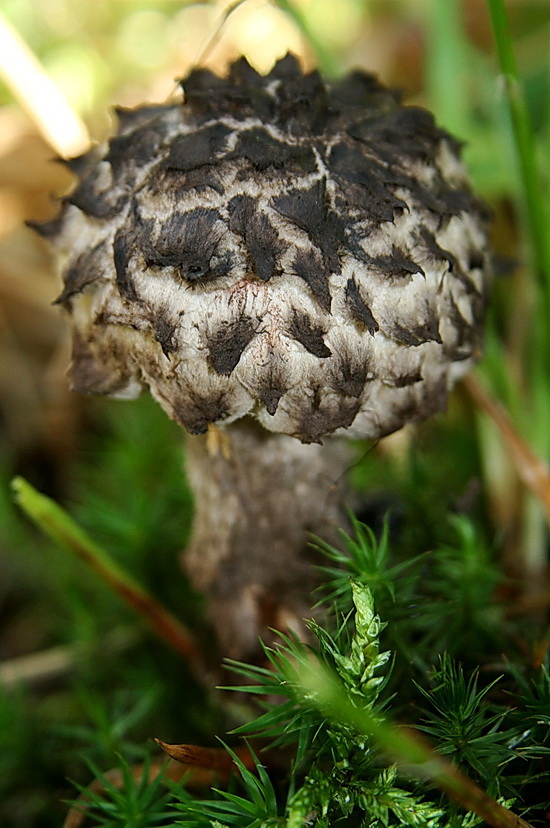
47,55,490,444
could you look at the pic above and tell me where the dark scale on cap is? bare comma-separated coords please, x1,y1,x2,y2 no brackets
328,349,371,398
275,69,329,134
468,251,485,271
257,376,287,416
388,313,443,347
417,228,458,273
230,127,317,172
42,54,490,444
329,70,399,111
106,126,164,174
26,212,66,240
452,263,485,297
69,332,136,396
289,311,331,358
165,123,232,173
148,165,225,198
154,315,178,357
350,107,447,163
56,151,98,177
273,180,346,274
55,242,108,304
345,278,379,334
327,143,408,223
138,208,229,283
180,61,275,122
54,147,124,220
385,370,423,388
114,104,173,134
292,386,360,444
172,391,230,434
371,252,425,281
229,195,283,282
443,293,476,354
113,229,139,302
66,178,124,219
245,344,293,416
291,248,332,312
207,316,258,376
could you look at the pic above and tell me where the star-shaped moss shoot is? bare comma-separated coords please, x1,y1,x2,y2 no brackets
39,55,490,657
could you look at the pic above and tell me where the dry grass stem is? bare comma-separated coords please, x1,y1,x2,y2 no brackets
0,12,89,156
463,374,550,527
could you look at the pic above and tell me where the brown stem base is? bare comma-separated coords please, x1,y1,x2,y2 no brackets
183,419,352,658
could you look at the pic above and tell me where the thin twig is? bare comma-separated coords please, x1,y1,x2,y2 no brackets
193,0,340,77
194,0,250,67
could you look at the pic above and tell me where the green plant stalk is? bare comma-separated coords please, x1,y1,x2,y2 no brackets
485,0,550,575
11,477,199,662
425,0,470,138
297,659,534,828
486,0,550,303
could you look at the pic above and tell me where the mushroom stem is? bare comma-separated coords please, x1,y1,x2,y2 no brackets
183,418,352,658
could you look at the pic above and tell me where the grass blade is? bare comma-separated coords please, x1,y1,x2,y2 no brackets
486,0,550,299
11,477,199,662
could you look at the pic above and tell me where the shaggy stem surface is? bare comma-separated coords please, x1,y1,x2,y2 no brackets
183,419,352,658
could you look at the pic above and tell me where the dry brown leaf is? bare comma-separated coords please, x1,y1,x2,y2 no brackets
155,738,255,771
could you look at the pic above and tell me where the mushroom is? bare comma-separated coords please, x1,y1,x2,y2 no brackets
38,55,490,658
